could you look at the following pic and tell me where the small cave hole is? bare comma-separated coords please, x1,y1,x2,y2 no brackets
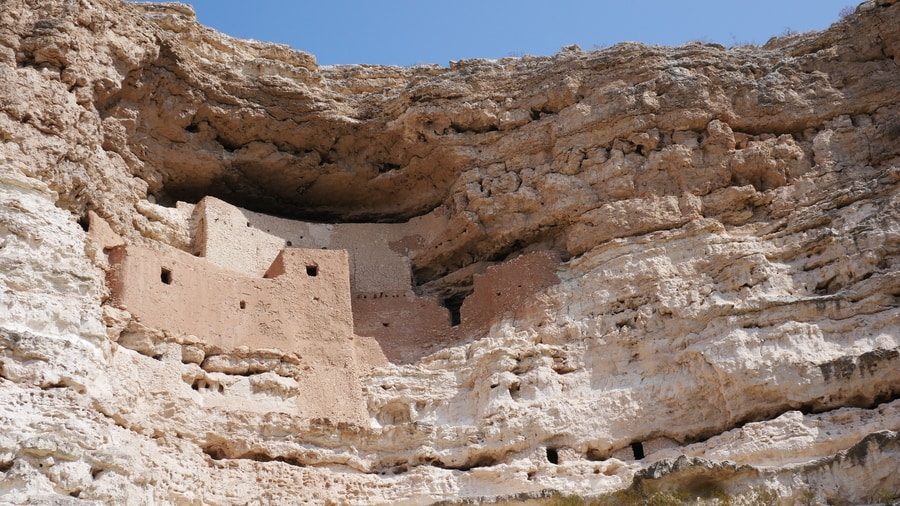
202,446,227,461
443,454,498,471
631,441,645,460
160,267,172,285
185,123,199,133
426,458,447,468
0,460,13,472
246,222,251,227
382,322,390,327
546,447,559,465
586,448,607,461
69,490,82,498
306,265,318,277
378,163,402,173
239,300,246,310
90,467,103,479
286,240,293,247
799,402,818,414
77,214,90,232
636,144,645,155
215,136,240,152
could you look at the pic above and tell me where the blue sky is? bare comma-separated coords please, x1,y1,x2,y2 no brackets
153,1,858,66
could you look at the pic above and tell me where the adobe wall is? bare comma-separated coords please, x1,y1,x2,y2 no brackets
460,251,561,332
192,197,286,278
194,196,447,293
352,292,452,364
354,251,561,363
105,242,386,423
107,244,354,352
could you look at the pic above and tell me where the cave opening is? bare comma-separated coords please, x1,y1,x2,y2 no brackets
631,441,645,460
546,447,559,465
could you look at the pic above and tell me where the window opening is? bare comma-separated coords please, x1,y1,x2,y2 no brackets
442,294,465,327
160,267,172,285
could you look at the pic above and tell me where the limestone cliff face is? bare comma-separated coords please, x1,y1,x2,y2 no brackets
0,0,899,504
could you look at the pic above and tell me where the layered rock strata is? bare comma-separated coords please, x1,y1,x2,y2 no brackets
0,0,899,504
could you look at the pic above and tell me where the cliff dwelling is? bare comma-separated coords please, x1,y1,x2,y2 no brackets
100,195,561,377
6,1,900,503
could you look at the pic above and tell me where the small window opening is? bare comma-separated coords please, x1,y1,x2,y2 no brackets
306,265,318,277
246,222,251,227
442,294,466,327
160,267,172,285
239,300,246,309
382,322,390,327
631,442,645,460
546,447,559,465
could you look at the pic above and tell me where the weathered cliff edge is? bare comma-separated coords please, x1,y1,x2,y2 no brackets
1,0,899,504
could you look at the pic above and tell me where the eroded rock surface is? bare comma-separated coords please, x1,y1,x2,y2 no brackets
1,0,898,504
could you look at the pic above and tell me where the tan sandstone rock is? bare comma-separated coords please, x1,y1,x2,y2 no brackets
0,0,898,504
